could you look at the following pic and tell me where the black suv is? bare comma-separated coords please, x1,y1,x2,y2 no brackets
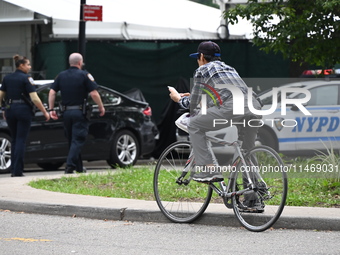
0,81,159,173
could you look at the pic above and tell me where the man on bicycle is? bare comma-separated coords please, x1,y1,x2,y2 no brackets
169,41,262,183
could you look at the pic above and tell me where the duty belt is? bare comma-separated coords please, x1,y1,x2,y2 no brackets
64,105,83,110
8,99,25,104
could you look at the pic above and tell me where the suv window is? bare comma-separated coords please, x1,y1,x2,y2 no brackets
38,86,62,105
88,88,121,105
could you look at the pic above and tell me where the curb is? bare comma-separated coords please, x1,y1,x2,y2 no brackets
1,200,339,231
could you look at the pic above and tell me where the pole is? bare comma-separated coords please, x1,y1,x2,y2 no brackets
78,0,86,62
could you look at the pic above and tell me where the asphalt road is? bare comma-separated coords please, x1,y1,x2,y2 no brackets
0,210,339,255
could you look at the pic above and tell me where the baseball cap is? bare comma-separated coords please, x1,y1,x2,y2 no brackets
189,41,221,58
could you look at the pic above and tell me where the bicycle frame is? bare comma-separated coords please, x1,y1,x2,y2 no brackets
176,132,260,202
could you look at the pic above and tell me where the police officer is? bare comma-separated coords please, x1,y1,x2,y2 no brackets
48,53,105,174
0,54,50,177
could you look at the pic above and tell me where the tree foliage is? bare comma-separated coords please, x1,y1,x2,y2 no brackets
225,0,340,68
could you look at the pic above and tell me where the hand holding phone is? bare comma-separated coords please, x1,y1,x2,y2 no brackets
167,86,177,92
167,86,181,103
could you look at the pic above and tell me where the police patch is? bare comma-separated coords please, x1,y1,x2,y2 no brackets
87,73,95,82
28,77,35,85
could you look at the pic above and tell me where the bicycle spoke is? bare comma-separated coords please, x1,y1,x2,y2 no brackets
231,145,287,232
153,142,212,223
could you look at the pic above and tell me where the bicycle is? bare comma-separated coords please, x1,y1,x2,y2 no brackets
153,113,288,232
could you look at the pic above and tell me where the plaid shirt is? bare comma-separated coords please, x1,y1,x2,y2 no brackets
179,61,249,111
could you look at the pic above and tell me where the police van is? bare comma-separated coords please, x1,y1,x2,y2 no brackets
257,79,340,155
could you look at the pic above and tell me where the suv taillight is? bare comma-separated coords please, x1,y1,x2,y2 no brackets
143,106,152,116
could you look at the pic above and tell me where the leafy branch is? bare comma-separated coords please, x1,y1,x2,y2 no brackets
225,0,340,68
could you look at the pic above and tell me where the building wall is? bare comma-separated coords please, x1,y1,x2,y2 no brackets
0,24,32,80
0,0,35,79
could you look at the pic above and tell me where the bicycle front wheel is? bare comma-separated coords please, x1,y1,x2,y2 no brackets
153,141,212,223
231,145,288,232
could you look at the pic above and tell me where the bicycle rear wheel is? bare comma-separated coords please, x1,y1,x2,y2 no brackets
153,141,212,223
231,145,287,232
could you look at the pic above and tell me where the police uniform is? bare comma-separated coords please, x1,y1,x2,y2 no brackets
51,66,98,173
0,69,36,176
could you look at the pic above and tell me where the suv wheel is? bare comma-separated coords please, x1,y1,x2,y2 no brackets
0,133,11,173
107,130,139,168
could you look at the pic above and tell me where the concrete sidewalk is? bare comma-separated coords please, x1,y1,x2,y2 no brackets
0,171,339,231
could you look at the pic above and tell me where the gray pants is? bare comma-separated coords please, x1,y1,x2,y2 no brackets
187,98,261,166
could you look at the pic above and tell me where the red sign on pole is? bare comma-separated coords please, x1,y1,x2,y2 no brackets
83,5,102,21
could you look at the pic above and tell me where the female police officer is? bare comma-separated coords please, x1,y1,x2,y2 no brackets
0,55,50,177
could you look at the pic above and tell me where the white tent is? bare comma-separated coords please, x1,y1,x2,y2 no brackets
1,0,251,40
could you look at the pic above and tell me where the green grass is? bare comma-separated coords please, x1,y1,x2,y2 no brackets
286,178,340,207
29,168,155,200
28,166,340,208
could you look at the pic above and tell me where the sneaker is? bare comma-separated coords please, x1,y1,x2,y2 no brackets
192,171,224,183
239,199,265,213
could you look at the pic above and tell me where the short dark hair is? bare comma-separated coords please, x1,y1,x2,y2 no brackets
203,54,221,62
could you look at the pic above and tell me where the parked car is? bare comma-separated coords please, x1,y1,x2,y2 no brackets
0,81,159,173
176,79,340,158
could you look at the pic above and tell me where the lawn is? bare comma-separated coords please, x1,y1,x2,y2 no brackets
28,166,340,208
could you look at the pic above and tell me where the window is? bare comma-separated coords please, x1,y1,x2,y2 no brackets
259,85,303,105
88,88,121,105
0,58,13,81
38,86,61,105
297,85,339,106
